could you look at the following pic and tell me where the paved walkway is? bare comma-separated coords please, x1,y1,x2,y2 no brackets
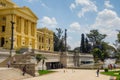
23,69,110,80
0,67,32,80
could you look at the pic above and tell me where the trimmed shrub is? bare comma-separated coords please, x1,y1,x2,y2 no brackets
104,68,108,72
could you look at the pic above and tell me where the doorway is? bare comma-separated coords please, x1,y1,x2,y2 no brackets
1,37,5,47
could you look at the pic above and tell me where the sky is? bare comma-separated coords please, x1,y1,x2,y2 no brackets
12,0,120,50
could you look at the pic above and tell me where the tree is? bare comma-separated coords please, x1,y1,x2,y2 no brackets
114,31,120,59
36,54,47,70
91,48,104,62
54,28,70,52
54,33,59,51
85,38,91,53
41,56,47,70
86,29,106,48
54,28,63,51
117,31,120,43
80,33,85,53
36,54,42,63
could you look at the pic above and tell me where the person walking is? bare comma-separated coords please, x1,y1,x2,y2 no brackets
7,60,11,68
96,68,100,77
22,65,27,76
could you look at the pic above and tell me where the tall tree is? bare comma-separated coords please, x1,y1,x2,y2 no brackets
54,28,63,51
117,31,120,43
114,31,120,59
54,28,70,52
86,29,106,48
80,33,85,53
85,38,91,53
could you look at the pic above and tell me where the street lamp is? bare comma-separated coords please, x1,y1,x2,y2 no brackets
65,29,67,52
10,14,15,57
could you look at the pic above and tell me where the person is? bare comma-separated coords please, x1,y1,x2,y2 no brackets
110,64,112,70
22,65,27,76
96,68,100,77
7,60,11,68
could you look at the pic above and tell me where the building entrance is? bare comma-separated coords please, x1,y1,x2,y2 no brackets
0,37,5,47
46,62,63,69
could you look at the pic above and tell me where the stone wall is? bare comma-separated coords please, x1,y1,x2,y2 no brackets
12,63,39,76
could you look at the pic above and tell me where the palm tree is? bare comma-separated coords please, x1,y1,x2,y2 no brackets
35,54,47,70
41,56,47,70
36,54,42,63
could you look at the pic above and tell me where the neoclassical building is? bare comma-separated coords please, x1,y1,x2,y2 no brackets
0,0,38,49
0,0,53,52
37,28,54,52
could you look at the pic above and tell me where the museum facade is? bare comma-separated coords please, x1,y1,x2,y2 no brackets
0,0,53,52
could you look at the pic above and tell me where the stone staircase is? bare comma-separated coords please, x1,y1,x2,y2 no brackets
0,68,32,80
0,49,38,77
0,48,10,67
0,52,35,67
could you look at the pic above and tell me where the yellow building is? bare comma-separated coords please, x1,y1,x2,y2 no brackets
0,0,38,50
0,0,54,52
37,28,54,52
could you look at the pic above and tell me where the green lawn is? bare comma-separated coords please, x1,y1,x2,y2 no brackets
101,70,120,80
38,70,56,75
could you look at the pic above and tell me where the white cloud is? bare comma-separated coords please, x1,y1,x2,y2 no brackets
41,3,48,8
104,0,114,9
27,0,33,2
25,0,38,3
38,16,58,29
67,36,80,50
70,0,97,17
92,9,120,43
69,22,81,32
70,3,76,10
25,0,48,9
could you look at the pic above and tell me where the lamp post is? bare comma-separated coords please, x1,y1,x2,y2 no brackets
65,29,67,52
10,14,15,57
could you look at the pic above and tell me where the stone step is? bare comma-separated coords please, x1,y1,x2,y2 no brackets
0,56,8,63
0,68,32,80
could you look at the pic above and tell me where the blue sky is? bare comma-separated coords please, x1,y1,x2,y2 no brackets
12,0,120,50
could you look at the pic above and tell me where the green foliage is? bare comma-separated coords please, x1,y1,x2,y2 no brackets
36,54,42,63
38,70,55,75
80,33,91,53
101,70,120,79
54,28,70,52
86,29,106,47
36,54,47,70
91,48,104,62
54,28,64,51
114,31,120,60
117,32,120,43
104,68,108,72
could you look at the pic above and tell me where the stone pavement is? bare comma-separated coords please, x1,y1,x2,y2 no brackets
0,67,32,80
23,69,110,80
